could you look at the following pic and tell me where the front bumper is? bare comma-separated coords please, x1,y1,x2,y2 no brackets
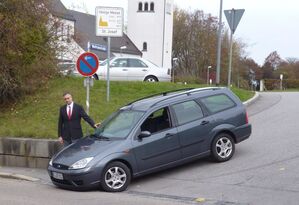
48,165,101,190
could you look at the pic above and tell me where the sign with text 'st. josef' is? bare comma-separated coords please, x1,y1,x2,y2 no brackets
95,7,124,37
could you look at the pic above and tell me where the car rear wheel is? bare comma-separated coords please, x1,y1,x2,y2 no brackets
100,161,131,192
211,133,235,162
144,75,158,82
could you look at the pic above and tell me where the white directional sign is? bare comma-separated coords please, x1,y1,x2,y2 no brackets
224,9,245,34
95,7,124,37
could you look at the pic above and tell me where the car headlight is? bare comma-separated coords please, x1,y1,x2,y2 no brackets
49,158,53,166
69,157,94,170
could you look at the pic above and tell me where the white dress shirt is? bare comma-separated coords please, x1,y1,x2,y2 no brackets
66,102,74,117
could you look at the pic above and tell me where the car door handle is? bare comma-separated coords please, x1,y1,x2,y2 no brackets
201,121,210,125
122,69,128,71
142,69,148,72
164,133,175,139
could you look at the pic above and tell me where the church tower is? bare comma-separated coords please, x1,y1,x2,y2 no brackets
127,0,174,71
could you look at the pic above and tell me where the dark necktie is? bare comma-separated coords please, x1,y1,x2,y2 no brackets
68,106,72,119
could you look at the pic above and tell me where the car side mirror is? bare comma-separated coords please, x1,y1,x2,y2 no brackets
138,131,151,139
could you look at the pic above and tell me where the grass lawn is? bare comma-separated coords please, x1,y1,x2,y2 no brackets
0,77,254,139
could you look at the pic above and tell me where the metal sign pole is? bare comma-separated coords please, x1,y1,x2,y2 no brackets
86,77,90,135
86,42,91,134
107,37,111,102
227,9,235,88
216,0,223,86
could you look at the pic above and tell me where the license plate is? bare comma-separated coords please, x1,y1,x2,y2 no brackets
52,172,63,180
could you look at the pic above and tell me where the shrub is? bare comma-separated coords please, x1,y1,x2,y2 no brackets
0,0,58,105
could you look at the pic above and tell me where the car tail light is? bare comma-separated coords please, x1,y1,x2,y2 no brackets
245,111,249,124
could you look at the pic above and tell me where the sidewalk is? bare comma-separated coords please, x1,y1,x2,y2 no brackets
0,166,50,184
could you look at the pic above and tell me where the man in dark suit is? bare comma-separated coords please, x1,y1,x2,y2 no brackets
58,92,98,146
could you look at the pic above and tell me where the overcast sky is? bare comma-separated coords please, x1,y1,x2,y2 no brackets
62,0,299,65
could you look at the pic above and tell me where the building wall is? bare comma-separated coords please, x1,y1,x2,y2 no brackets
48,15,85,63
57,18,85,62
127,0,173,70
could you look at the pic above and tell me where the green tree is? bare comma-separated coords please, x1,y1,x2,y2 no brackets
0,0,59,105
172,7,247,85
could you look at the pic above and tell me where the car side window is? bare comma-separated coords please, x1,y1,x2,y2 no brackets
172,100,204,125
200,94,236,114
128,59,148,68
111,59,127,67
141,107,171,134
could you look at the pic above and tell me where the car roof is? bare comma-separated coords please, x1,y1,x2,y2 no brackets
122,87,232,111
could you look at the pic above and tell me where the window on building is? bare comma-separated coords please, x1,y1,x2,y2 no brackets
138,2,143,11
143,42,147,51
150,2,154,11
144,2,149,11
67,25,71,43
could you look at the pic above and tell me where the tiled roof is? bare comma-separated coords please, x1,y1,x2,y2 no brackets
48,0,76,21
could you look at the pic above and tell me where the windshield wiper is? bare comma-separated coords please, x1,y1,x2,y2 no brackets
93,134,110,141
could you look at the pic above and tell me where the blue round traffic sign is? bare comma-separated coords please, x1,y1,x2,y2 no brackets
76,52,99,77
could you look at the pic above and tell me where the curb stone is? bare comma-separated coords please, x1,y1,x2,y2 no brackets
0,171,40,182
243,91,259,106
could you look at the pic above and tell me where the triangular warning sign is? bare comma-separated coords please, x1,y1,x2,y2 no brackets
224,9,245,34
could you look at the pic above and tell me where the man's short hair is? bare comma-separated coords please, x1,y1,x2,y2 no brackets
63,92,72,97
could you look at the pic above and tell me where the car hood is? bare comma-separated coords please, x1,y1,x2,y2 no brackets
53,137,123,166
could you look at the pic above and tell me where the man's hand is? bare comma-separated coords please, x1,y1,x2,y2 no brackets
58,136,64,144
94,122,101,128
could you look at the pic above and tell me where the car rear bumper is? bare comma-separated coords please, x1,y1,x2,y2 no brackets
158,76,171,82
48,166,101,190
234,124,252,143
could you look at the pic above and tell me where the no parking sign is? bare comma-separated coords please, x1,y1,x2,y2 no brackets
76,52,99,77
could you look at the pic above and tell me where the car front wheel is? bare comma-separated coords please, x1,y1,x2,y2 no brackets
100,161,131,192
211,133,235,162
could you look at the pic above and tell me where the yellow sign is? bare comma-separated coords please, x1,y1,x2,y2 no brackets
99,17,108,27
95,7,123,37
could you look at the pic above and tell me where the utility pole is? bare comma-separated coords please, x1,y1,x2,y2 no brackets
216,0,223,86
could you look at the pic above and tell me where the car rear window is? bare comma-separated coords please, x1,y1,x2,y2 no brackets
172,100,204,125
200,94,236,114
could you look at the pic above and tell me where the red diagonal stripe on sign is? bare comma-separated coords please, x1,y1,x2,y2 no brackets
81,57,96,74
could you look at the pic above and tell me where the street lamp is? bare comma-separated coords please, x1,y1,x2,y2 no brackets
207,66,212,85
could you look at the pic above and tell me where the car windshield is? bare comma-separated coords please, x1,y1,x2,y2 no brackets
94,109,144,139
100,57,115,66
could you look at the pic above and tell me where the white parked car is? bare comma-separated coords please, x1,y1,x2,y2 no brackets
96,57,171,82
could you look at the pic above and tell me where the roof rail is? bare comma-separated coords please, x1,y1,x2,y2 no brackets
126,88,195,106
149,87,221,108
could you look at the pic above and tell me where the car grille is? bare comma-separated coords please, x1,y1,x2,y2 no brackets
51,177,84,187
73,180,84,186
53,163,69,170
51,177,71,185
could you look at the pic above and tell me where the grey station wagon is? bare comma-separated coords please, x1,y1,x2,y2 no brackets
48,87,251,192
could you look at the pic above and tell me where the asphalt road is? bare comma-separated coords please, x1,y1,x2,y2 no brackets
1,92,299,205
